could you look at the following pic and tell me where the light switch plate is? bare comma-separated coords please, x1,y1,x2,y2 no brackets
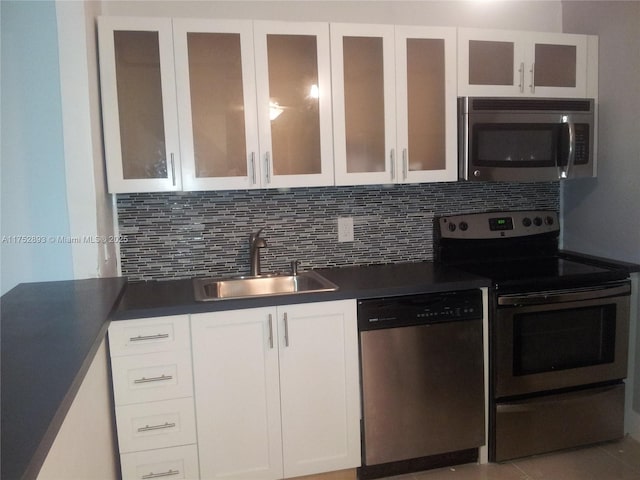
338,217,354,242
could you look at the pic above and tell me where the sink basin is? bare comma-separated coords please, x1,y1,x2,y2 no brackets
193,271,339,302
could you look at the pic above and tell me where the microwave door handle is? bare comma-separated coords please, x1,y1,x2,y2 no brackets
558,121,574,179
566,121,576,178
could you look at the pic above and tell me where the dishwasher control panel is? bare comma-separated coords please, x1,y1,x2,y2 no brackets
357,289,482,331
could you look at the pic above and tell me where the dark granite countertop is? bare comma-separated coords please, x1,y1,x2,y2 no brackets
113,261,491,320
1,277,127,480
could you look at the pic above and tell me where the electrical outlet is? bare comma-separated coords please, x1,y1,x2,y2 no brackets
338,217,354,242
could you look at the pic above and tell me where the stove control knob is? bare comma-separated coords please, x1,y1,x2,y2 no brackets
534,217,543,226
545,216,555,225
459,221,468,231
448,222,456,232
522,217,532,227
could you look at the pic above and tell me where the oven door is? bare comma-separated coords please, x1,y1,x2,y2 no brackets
494,282,630,398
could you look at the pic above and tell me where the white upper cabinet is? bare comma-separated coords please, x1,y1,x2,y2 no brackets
99,18,334,193
331,24,457,186
331,24,396,186
98,17,182,193
458,28,595,98
173,19,261,191
253,21,335,189
395,26,458,183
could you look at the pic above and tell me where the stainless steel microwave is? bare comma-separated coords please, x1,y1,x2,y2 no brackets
459,97,595,182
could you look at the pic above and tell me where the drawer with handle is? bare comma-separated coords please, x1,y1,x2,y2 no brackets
109,316,190,356
120,444,199,480
111,350,194,405
115,397,197,453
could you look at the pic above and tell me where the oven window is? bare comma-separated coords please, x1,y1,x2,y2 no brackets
513,305,616,375
473,124,558,168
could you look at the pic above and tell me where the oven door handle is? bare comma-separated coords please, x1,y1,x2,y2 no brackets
498,283,631,306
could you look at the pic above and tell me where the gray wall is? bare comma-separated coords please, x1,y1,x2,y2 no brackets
102,0,562,31
561,1,640,263
561,0,640,425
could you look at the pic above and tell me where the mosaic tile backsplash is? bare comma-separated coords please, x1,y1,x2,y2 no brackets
117,182,559,281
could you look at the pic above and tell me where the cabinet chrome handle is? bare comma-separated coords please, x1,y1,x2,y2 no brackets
268,313,274,349
265,152,271,184
390,149,396,181
402,148,408,180
142,469,180,479
134,374,173,384
129,333,169,342
530,62,535,93
283,312,289,347
518,62,525,93
170,153,176,186
250,152,256,185
138,422,176,433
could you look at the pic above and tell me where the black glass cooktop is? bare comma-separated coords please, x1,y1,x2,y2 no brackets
457,256,627,290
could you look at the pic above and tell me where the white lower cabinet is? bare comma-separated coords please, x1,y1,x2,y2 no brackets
191,299,361,479
108,316,199,480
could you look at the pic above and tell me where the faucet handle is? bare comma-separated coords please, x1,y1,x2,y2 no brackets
250,227,264,241
291,260,300,276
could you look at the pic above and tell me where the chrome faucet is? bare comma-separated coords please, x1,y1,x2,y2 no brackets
249,228,267,276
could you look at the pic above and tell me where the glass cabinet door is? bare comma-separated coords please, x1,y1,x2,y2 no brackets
458,28,590,98
254,21,334,188
458,28,526,97
331,24,396,186
529,33,588,97
395,26,457,183
173,19,260,191
332,24,456,185
98,17,181,192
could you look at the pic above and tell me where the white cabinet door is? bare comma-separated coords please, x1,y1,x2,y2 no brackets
98,17,182,193
278,300,361,477
458,28,592,98
331,23,397,186
191,308,283,480
191,300,360,479
173,19,261,191
395,26,458,183
254,21,335,188
332,24,457,186
526,32,589,98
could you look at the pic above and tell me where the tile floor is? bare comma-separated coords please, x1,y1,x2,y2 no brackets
383,436,640,480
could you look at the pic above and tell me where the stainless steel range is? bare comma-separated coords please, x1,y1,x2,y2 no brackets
436,210,631,462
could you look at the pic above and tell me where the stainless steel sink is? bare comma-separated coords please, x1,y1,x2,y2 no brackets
193,271,339,302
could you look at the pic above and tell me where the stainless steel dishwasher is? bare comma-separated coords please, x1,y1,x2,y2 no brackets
358,289,485,479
